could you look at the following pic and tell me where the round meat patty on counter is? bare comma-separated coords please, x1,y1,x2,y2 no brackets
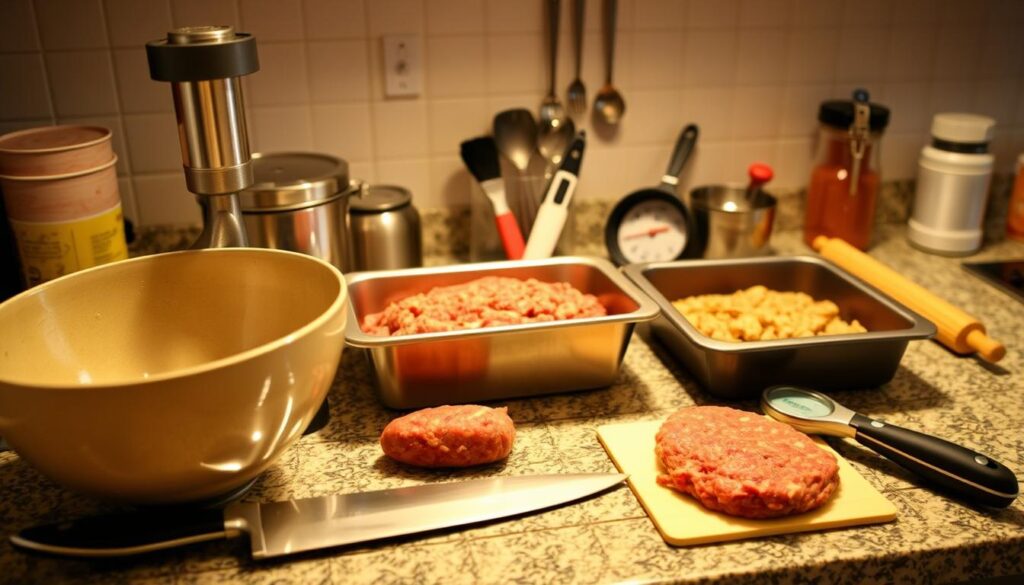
380,405,516,468
655,406,839,519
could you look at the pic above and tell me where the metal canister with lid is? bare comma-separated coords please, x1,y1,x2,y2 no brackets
348,185,422,271
238,152,357,271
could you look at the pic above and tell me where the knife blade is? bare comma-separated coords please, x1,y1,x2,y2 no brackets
10,473,626,559
523,131,586,259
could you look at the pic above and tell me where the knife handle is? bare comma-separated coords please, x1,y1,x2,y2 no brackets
851,414,1019,508
10,508,235,557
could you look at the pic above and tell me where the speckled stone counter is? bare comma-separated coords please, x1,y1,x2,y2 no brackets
1,222,1022,584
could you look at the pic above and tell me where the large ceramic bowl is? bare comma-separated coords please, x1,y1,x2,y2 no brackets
0,248,347,505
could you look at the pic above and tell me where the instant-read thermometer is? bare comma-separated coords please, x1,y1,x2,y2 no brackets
762,385,1019,508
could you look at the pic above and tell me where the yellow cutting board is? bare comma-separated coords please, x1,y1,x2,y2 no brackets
597,419,897,546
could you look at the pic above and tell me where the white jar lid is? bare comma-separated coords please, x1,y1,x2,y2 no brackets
931,113,995,144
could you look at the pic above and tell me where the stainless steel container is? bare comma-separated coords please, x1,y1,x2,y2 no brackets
687,184,777,258
344,256,659,409
348,185,422,271
239,152,356,272
623,256,935,399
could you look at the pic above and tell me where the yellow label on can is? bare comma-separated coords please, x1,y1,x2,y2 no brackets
10,204,129,287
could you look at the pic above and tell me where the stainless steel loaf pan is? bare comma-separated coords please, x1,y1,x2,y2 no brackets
622,256,936,399
345,256,660,409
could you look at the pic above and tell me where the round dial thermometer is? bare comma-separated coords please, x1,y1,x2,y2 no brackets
605,190,695,265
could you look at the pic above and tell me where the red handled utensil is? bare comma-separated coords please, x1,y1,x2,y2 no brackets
460,137,526,259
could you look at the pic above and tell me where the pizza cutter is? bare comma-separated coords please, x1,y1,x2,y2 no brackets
761,385,1019,508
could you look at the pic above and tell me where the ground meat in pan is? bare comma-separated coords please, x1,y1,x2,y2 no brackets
655,406,839,519
361,276,607,336
380,404,516,468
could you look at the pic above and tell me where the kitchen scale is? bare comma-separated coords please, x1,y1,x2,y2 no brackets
762,385,1019,508
962,260,1024,304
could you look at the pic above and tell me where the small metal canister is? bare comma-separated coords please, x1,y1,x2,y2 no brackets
239,152,356,271
348,185,422,271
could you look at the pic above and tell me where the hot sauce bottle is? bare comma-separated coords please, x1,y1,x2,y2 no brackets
803,91,890,251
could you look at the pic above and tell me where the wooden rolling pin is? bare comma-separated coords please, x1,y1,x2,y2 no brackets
812,236,1005,363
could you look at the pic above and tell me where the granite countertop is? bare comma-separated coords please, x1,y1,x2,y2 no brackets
1,223,1023,584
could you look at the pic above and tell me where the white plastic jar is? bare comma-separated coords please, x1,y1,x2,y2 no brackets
907,113,995,255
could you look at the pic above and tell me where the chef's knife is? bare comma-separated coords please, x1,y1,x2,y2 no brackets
523,131,586,259
10,473,626,559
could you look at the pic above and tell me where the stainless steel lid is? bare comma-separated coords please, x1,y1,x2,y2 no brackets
350,185,411,213
239,152,350,211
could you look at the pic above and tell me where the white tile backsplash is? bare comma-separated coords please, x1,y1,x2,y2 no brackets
376,158,431,204
629,31,683,90
45,51,119,117
687,0,738,29
302,0,366,40
634,0,686,31
372,100,429,159
681,29,737,87
112,49,172,114
240,0,305,42
123,112,180,173
0,54,52,120
132,172,200,225
171,0,239,28
426,36,486,97
250,105,314,152
426,0,485,35
368,0,425,36
1,0,1021,228
307,40,371,103
428,98,489,155
34,0,108,50
311,102,374,161
104,0,173,48
0,0,40,52
485,0,543,33
246,42,309,106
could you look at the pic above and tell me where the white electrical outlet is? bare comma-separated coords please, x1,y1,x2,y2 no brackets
383,35,422,97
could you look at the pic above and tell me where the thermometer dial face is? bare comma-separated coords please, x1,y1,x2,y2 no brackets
605,190,693,265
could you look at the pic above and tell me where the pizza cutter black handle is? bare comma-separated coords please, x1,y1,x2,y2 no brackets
851,414,1019,508
659,124,699,190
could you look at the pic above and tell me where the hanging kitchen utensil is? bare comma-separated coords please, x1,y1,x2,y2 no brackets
538,0,575,171
762,385,1019,508
593,0,625,125
10,473,626,559
604,124,699,265
566,0,587,116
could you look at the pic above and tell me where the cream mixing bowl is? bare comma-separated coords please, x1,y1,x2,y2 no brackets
0,248,347,505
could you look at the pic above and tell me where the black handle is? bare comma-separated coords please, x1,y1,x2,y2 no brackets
573,0,584,76
662,124,699,186
603,0,617,84
558,132,586,176
547,0,560,95
10,507,233,557
852,414,1019,508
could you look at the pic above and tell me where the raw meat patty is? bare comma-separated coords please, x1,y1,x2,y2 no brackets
380,404,516,468
361,276,607,336
655,406,839,519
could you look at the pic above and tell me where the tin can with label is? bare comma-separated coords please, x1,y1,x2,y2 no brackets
0,126,128,287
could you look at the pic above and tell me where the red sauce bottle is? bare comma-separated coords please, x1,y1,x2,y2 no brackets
803,92,890,251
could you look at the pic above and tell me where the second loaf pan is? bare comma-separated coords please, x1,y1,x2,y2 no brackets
345,256,660,409
622,256,936,399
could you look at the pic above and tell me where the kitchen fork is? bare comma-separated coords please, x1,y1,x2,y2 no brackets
567,0,586,116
